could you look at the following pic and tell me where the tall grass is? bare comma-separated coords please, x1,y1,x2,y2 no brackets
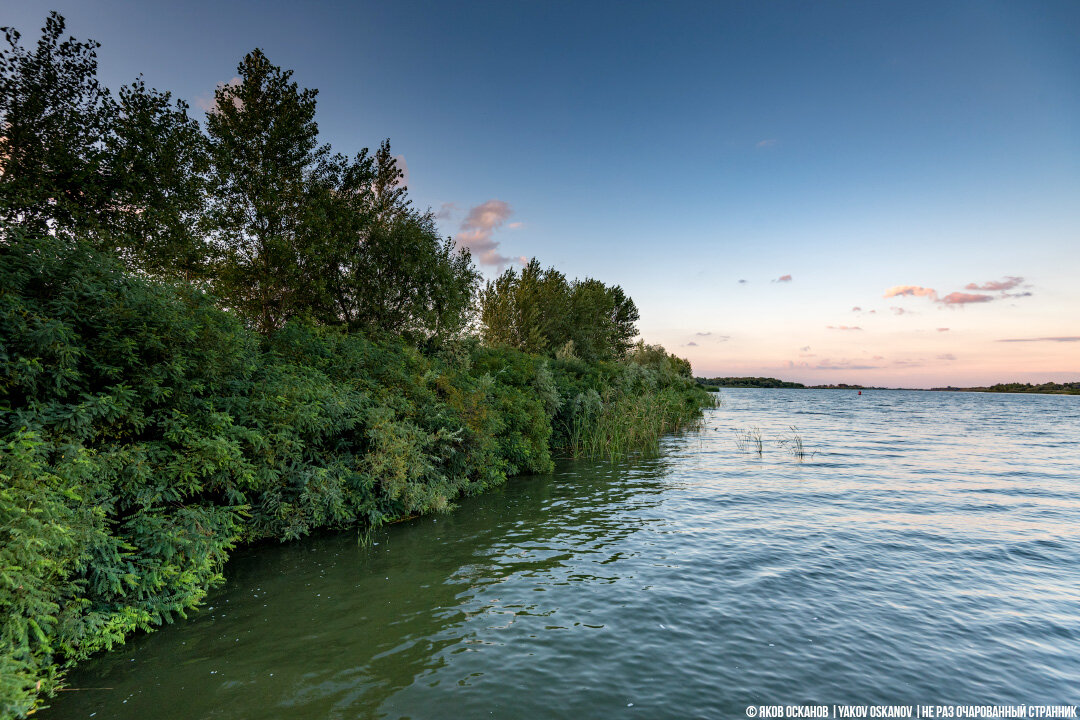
776,425,815,460
734,426,764,456
566,387,717,459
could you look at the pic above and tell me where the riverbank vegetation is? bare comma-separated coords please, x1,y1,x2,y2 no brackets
697,376,806,389
932,382,1080,395
0,14,713,718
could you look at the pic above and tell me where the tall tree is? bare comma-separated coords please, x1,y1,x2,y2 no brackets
109,78,211,281
205,48,330,333
0,12,115,238
0,14,212,281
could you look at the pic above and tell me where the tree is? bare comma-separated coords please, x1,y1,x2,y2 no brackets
478,258,639,361
109,78,210,281
1,14,211,281
205,48,331,333
327,208,479,342
0,12,115,238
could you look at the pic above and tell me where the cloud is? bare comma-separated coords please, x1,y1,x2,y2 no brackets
884,277,1033,310
852,306,862,312
195,76,242,113
393,155,408,189
774,274,792,283
738,279,748,284
826,325,862,331
756,139,778,148
454,199,517,267
800,346,811,352
937,353,957,361
507,222,524,229
998,336,1080,343
966,276,1023,292
937,327,950,332
435,202,456,220
684,341,698,347
940,291,993,305
890,306,909,315
884,285,938,301
695,332,711,336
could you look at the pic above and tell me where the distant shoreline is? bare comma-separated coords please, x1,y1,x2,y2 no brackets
696,377,1080,395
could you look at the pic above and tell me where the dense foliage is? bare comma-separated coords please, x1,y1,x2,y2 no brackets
0,14,712,718
479,258,639,362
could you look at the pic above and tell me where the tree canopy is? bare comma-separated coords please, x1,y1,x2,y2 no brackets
479,258,639,362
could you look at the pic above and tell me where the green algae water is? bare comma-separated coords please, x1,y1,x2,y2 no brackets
43,390,1080,719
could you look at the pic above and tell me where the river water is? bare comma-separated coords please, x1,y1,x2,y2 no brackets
44,389,1080,719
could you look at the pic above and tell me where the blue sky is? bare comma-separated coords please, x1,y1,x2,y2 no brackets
7,1,1079,385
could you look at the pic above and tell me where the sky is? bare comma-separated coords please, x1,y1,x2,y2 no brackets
6,0,1078,387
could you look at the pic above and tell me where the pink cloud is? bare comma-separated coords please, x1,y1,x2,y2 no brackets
965,276,1023,292
884,285,938,301
774,274,792,283
937,353,957,361
937,327,950,332
998,336,1080,343
454,199,517,267
852,306,862,312
826,325,862,331
940,292,993,305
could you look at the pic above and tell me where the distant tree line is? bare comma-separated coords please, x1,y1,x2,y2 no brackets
933,382,1080,396
696,376,807,389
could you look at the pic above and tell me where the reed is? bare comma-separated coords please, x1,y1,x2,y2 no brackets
734,426,764,456
776,425,815,460
567,387,716,459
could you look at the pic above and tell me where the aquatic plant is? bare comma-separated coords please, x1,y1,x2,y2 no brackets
776,425,815,460
734,426,764,456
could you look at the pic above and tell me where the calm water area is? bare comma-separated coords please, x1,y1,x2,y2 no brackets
43,389,1080,719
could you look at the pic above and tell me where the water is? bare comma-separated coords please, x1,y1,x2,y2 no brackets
43,390,1080,719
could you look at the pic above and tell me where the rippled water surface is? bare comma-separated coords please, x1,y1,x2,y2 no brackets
45,390,1080,719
